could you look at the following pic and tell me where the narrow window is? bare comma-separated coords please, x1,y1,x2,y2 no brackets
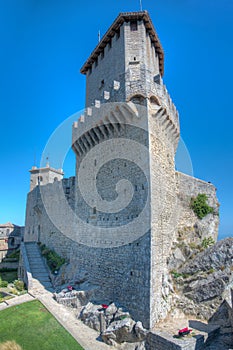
130,21,138,31
89,66,92,75
108,39,112,50
93,207,96,214
95,59,98,68
101,50,105,60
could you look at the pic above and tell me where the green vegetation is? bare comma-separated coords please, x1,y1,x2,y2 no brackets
5,249,20,261
201,237,215,249
38,243,65,273
190,193,214,219
0,300,83,350
0,292,13,303
0,268,18,283
0,279,8,287
171,270,190,279
13,280,25,292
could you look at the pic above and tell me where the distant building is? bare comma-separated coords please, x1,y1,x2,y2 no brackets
0,222,24,261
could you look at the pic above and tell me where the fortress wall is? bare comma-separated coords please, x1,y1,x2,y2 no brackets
25,174,152,328
72,121,151,328
149,109,178,326
176,171,219,243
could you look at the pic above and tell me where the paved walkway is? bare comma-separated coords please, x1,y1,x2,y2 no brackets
38,290,111,350
0,293,35,311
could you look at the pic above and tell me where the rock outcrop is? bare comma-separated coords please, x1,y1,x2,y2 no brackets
79,302,148,346
171,238,233,320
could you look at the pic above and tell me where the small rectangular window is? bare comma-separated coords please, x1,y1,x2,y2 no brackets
130,21,138,31
101,50,104,60
95,59,98,68
108,39,112,50
89,66,92,75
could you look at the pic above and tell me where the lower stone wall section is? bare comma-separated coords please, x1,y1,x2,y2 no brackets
146,331,204,350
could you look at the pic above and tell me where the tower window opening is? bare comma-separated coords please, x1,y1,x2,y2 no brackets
134,57,137,61
130,21,138,31
150,96,160,106
108,39,112,50
130,94,146,106
89,66,92,75
95,59,98,68
93,207,96,215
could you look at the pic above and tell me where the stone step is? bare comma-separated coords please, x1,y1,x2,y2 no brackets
29,262,47,267
27,253,43,258
32,273,51,280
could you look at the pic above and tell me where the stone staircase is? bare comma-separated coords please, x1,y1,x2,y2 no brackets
24,242,53,294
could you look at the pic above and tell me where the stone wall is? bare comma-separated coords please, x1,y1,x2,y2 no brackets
176,171,219,244
85,23,126,107
146,331,204,350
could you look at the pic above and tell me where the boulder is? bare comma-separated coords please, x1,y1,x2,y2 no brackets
180,238,233,274
79,302,103,332
184,271,231,303
168,247,186,270
102,318,148,345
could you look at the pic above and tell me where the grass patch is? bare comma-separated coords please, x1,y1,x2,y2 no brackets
0,300,83,350
0,269,18,283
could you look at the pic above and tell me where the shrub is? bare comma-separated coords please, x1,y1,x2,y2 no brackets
14,280,25,292
0,279,8,287
38,244,65,273
202,237,215,249
190,194,214,219
6,250,20,260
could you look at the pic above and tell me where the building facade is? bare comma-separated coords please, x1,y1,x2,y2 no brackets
0,223,24,261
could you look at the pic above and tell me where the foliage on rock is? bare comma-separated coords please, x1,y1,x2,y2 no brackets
202,237,215,249
190,193,214,219
38,243,65,273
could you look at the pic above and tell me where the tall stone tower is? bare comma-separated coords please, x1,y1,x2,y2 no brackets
72,11,180,327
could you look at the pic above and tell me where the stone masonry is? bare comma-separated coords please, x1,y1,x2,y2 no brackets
23,11,219,330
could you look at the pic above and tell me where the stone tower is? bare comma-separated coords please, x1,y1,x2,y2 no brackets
72,11,180,327
24,10,219,330
29,164,64,191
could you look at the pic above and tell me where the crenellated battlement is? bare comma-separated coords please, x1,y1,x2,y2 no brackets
72,102,145,158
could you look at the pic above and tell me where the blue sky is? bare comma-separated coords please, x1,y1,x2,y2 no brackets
0,0,232,240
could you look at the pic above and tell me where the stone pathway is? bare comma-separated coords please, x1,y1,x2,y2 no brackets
38,291,111,350
0,293,35,311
